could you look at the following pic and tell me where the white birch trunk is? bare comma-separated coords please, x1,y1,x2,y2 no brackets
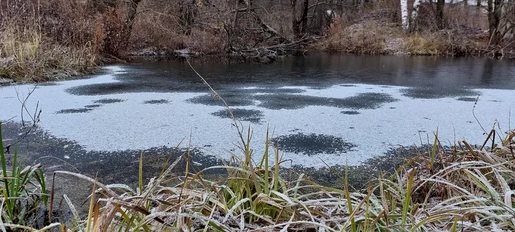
401,0,409,32
410,0,422,31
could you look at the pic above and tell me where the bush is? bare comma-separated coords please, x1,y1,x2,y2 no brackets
0,24,96,82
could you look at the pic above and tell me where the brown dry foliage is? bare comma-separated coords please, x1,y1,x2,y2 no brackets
321,15,397,54
1,0,130,57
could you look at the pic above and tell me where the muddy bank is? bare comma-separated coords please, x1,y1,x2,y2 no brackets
295,145,433,190
2,120,426,192
1,120,229,216
0,121,225,185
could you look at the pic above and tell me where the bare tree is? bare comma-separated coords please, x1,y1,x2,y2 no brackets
487,0,502,45
291,0,310,40
126,0,142,33
179,0,198,35
436,0,445,29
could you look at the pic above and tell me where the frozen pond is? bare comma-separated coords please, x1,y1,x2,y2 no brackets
1,53,515,168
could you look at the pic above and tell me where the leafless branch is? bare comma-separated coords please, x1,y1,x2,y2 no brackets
4,85,42,154
185,59,247,148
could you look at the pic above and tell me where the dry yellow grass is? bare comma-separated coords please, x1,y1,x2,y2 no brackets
0,23,96,82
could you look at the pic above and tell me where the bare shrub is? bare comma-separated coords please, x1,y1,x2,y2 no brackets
321,20,394,54
185,29,226,54
445,4,488,30
0,0,99,81
375,0,401,23
129,1,190,51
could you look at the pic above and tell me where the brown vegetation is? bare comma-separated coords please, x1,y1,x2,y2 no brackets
321,1,514,57
0,0,132,82
1,0,515,82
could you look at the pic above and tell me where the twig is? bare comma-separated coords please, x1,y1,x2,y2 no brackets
185,59,247,149
472,95,487,135
3,85,42,154
15,85,39,126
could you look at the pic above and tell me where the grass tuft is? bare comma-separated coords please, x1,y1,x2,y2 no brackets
0,122,49,229
0,24,96,82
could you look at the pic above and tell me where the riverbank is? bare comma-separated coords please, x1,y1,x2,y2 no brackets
0,120,416,191
2,120,514,230
2,1,514,83
127,4,515,62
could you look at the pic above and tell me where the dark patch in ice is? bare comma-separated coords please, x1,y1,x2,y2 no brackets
187,94,254,107
293,145,435,189
185,88,307,107
271,133,356,156
56,108,92,114
456,97,477,102
144,99,169,104
341,110,360,115
0,121,224,185
94,98,125,104
401,88,480,99
84,104,101,108
256,93,397,110
211,108,264,123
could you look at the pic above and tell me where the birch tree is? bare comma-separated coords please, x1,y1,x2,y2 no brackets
401,0,409,32
401,0,423,32
410,0,423,32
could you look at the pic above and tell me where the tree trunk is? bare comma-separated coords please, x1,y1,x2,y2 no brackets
477,0,481,6
487,0,502,44
291,0,310,40
409,0,422,32
436,0,445,29
300,0,309,34
179,0,198,35
89,0,116,13
118,0,141,55
401,0,409,32
126,0,142,33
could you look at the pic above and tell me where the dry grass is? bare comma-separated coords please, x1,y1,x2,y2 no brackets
404,33,442,55
321,19,485,56
405,30,485,56
0,0,133,82
319,2,496,57
0,23,96,82
321,18,397,54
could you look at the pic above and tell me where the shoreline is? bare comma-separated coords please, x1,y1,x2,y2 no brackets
0,120,416,189
2,45,514,85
